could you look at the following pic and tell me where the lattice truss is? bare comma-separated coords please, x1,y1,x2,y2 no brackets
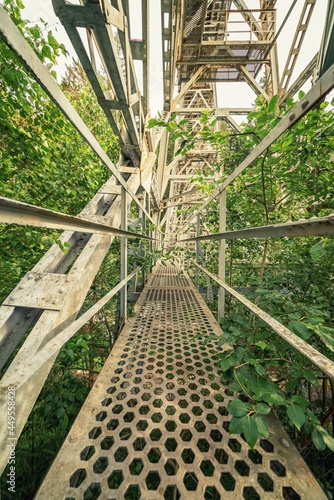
0,0,334,497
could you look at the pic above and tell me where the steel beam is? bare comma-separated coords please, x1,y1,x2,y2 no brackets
0,197,151,240
181,214,334,242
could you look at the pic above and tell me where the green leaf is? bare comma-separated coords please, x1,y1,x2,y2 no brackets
241,415,259,449
310,241,324,262
315,325,334,353
255,364,266,376
268,95,279,114
311,428,326,451
254,415,269,437
288,321,314,340
302,370,319,386
220,359,231,371
227,399,248,417
229,416,244,434
269,393,286,405
321,430,334,452
16,0,25,8
287,403,306,431
255,403,271,415
255,341,267,350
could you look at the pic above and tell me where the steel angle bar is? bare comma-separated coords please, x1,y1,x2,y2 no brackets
0,196,153,240
0,7,153,224
181,62,334,232
5,268,140,384
193,262,334,380
181,214,334,242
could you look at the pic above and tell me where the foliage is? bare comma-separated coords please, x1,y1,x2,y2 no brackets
149,93,334,472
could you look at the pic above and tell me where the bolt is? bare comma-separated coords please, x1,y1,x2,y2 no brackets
281,438,290,448
289,113,295,121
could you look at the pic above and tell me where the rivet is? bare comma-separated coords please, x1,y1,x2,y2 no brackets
27,274,34,280
289,113,295,121
281,438,290,448
301,99,309,109
69,435,77,443
18,285,24,290
59,287,65,294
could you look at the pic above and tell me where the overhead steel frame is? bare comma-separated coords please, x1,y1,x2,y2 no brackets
0,2,155,473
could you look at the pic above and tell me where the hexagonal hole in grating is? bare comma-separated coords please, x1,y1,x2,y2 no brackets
183,472,198,491
164,438,178,452
83,482,101,500
139,405,150,415
164,485,181,500
147,447,162,463
270,459,286,477
200,388,210,397
108,470,124,490
80,446,95,461
235,460,250,476
145,471,161,491
243,486,260,499
164,458,179,476
195,420,206,433
165,420,177,432
214,394,224,403
70,469,87,488
93,457,108,474
218,406,228,416
180,429,193,442
197,438,210,452
257,472,274,492
101,398,112,407
124,411,135,423
153,399,163,408
214,448,228,465
200,460,215,477
166,405,176,415
129,458,144,476
228,438,242,452
282,487,301,499
189,383,198,391
126,398,138,408
204,486,221,500
154,387,164,396
203,400,214,410
181,448,195,464
177,388,187,396
136,419,148,431
124,485,141,499
179,413,190,424
107,419,119,431
95,411,107,422
206,413,218,424
220,472,236,491
150,428,162,441
248,449,262,464
178,399,189,408
88,427,102,440
190,394,200,403
101,436,114,450
210,429,223,442
112,404,123,414
107,386,116,394
151,412,163,423
192,406,203,416
116,392,127,401
260,439,274,452
114,446,128,462
131,387,140,395
133,437,147,451
119,427,132,440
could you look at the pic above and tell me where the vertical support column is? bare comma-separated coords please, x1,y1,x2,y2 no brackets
141,194,147,286
195,214,201,290
120,186,128,321
218,190,226,319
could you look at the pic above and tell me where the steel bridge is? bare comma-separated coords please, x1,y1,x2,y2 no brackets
0,1,334,498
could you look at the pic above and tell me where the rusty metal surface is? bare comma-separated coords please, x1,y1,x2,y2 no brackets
37,266,325,499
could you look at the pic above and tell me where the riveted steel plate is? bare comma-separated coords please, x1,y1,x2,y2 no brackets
37,266,325,499
3,272,74,311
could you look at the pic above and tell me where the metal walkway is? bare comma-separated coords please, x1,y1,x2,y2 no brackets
37,266,325,499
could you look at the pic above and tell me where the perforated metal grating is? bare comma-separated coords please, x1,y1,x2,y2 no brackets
37,266,325,499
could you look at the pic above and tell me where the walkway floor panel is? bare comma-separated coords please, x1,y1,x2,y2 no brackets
37,266,325,499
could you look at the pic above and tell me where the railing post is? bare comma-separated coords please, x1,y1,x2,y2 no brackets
218,190,226,319
120,186,128,320
195,214,201,290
